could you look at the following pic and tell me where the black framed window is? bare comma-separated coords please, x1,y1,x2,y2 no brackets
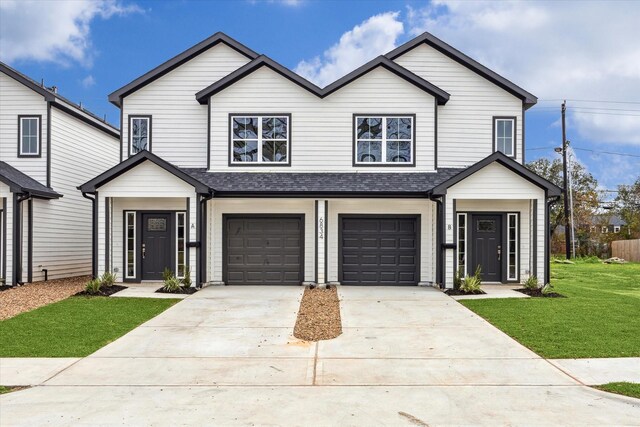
354,115,414,165
18,116,41,157
230,115,290,165
130,116,151,155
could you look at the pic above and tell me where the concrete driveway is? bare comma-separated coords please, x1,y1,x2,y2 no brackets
1,286,639,426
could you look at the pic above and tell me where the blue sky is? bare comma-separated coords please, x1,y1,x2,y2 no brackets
1,0,638,193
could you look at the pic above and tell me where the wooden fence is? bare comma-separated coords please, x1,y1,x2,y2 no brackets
611,239,640,262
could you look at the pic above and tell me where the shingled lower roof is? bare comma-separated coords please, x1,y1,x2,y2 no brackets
0,161,62,199
181,169,462,197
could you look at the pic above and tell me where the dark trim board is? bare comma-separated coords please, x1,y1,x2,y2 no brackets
206,99,211,170
27,199,32,283
222,214,305,285
324,200,328,284
434,98,438,170
337,214,421,286
492,116,517,159
351,114,417,167
16,115,42,158
127,115,152,158
314,200,318,284
227,113,292,167
1,202,5,281
105,197,110,272
46,103,51,187
532,199,538,277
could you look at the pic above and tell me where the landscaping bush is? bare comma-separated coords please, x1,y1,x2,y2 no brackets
162,275,182,293
100,271,117,287
460,265,482,293
523,275,539,290
84,278,102,295
162,268,174,282
181,266,192,288
453,267,463,290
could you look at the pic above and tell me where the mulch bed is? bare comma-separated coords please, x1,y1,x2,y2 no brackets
515,288,566,298
444,289,487,296
0,276,90,320
75,285,128,297
155,286,199,295
294,286,342,341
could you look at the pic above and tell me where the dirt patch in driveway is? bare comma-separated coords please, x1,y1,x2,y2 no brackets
0,276,89,320
294,286,342,341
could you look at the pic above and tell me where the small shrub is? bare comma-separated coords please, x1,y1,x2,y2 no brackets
181,266,192,288
453,267,463,290
162,276,182,293
541,282,555,295
460,265,482,293
162,268,174,282
100,271,117,287
85,278,102,294
523,275,539,290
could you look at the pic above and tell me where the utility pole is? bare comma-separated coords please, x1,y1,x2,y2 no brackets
561,100,571,259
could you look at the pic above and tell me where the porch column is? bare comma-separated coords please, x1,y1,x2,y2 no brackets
315,199,327,287
188,195,198,285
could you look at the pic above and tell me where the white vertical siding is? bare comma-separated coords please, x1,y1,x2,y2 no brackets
122,43,250,167
394,44,524,167
208,199,316,283
0,72,48,184
209,67,436,172
26,107,119,282
327,199,436,283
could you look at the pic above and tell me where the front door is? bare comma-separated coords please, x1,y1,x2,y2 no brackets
141,213,173,280
471,214,503,282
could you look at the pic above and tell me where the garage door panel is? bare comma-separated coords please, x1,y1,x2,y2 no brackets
225,216,303,285
340,216,419,286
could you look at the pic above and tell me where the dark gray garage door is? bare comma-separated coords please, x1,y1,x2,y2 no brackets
224,215,303,285
340,216,419,285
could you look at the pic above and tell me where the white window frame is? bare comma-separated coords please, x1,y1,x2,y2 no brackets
354,116,414,165
125,211,136,279
176,212,186,279
230,115,290,165
494,117,515,157
19,116,40,156
507,213,518,281
613,225,621,233
129,116,150,155
602,226,608,234
457,213,467,277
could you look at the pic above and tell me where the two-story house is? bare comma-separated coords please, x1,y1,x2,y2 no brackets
1,63,120,286
79,32,561,289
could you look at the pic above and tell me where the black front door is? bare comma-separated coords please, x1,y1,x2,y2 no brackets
141,213,173,280
471,214,502,282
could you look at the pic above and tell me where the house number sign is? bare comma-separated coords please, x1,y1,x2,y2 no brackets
318,217,324,239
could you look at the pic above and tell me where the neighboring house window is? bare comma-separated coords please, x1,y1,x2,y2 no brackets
494,117,515,157
125,212,136,278
457,213,467,276
613,225,621,233
601,226,608,233
18,116,40,156
230,115,290,165
507,213,518,280
130,116,151,154
355,116,414,165
176,212,186,278
590,226,596,233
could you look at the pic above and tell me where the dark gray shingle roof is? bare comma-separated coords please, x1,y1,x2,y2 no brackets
182,169,463,195
0,161,62,198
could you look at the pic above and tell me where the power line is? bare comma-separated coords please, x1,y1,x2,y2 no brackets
538,99,640,105
572,147,640,158
568,111,640,117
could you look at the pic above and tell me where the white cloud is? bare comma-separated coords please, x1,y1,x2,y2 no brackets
295,12,404,87
0,0,142,66
406,0,640,146
81,75,96,88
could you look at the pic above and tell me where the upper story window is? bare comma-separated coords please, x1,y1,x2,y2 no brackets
494,117,515,157
18,115,41,157
354,116,414,166
130,116,151,155
230,115,290,166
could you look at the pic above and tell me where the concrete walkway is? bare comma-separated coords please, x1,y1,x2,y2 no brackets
450,284,530,300
549,357,640,385
110,283,189,299
1,286,639,426
0,358,80,386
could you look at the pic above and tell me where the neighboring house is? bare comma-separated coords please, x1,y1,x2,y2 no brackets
79,31,561,288
0,63,120,286
589,215,627,235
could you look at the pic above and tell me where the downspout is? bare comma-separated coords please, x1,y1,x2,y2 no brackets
13,192,31,286
546,195,561,285
428,192,445,288
197,190,214,288
81,192,98,279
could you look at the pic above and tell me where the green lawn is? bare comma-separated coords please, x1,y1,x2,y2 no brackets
0,296,179,357
460,261,640,358
595,382,640,399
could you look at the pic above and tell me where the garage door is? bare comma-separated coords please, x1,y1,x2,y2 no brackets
224,215,303,285
340,216,419,285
